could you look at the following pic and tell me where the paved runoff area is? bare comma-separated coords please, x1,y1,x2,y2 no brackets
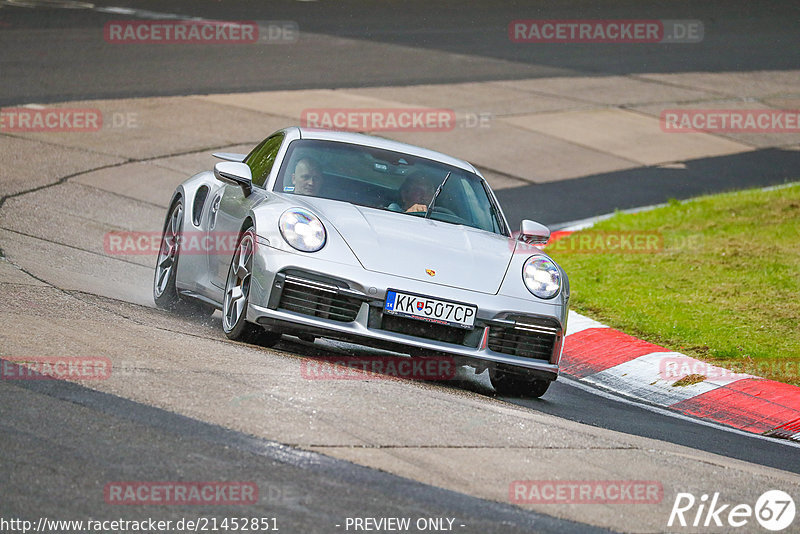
2,71,800,532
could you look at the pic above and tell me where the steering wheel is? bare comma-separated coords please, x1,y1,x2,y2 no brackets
431,206,456,216
429,206,467,225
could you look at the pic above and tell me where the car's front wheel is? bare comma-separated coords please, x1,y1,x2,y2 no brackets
489,365,551,398
153,198,214,317
223,226,281,347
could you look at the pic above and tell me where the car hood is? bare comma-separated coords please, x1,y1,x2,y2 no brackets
299,198,514,294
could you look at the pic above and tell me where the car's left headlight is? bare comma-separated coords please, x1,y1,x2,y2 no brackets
522,255,561,299
279,208,326,252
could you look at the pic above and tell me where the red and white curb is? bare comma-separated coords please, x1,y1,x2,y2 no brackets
561,310,800,441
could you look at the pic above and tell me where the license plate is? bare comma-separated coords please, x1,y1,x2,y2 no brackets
384,289,477,329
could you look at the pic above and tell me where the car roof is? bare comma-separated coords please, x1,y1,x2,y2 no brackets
293,127,479,175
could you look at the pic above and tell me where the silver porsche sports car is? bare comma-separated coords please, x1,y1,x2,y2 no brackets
154,127,569,397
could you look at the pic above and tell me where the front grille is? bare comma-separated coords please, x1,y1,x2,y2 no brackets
277,275,362,322
488,315,559,361
381,314,478,346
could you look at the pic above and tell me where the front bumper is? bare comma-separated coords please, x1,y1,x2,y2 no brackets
247,245,566,382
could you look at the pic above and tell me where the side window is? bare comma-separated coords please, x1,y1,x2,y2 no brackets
245,134,284,188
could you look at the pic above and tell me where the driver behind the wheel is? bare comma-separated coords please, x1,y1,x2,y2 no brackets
388,172,435,213
290,157,323,196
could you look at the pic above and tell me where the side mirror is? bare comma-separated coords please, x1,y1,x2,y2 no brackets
214,161,253,196
519,219,550,245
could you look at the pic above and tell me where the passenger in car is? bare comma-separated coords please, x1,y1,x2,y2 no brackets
387,172,435,213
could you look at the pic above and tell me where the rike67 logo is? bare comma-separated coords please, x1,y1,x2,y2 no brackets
668,490,796,531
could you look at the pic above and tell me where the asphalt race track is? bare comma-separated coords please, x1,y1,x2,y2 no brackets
2,1,799,105
1,1,799,533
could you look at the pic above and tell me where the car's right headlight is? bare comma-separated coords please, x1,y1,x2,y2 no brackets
522,255,561,299
278,208,326,252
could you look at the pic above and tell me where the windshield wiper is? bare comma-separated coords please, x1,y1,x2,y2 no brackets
425,171,451,219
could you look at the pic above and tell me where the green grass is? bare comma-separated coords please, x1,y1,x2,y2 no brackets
547,183,800,385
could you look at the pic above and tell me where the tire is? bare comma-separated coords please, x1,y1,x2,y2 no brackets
222,226,281,347
489,365,551,398
153,198,214,317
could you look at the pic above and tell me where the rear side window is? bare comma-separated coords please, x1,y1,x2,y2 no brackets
246,133,284,187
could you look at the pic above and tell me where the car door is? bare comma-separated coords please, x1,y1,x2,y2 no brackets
209,133,285,288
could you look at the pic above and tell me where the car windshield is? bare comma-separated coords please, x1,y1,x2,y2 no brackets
273,139,507,235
